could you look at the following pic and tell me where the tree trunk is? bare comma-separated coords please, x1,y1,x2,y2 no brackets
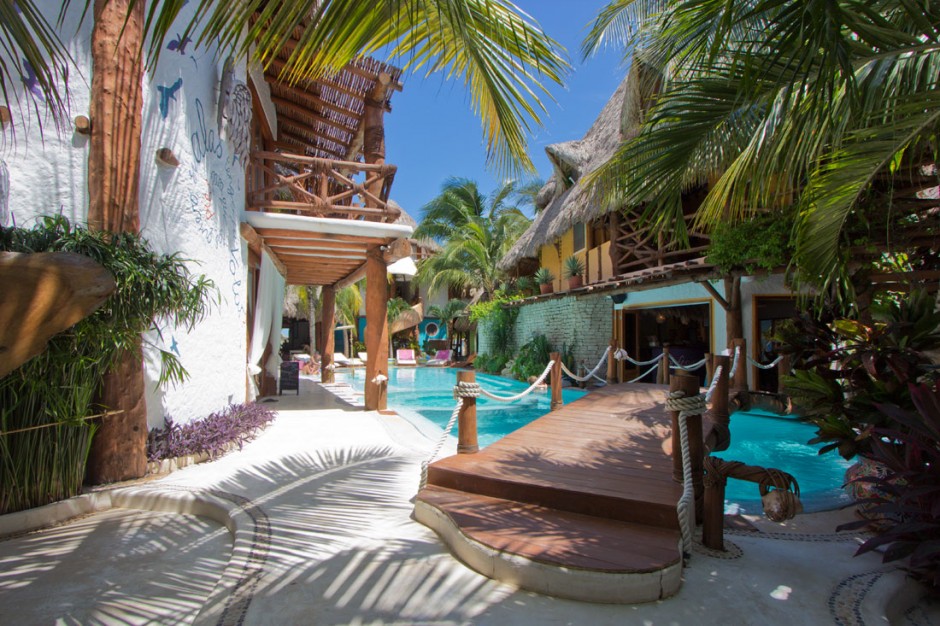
85,0,147,484
724,275,743,347
364,251,389,410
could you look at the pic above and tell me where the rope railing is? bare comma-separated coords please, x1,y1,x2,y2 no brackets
626,362,660,383
664,390,706,555
746,354,784,370
560,346,610,383
727,345,742,379
613,349,661,367
705,365,724,403
668,354,707,372
466,360,555,402
418,399,464,489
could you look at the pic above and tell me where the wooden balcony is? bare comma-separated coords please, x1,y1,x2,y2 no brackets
247,151,399,223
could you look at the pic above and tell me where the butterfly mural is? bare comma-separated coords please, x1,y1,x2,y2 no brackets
21,59,44,101
157,77,183,119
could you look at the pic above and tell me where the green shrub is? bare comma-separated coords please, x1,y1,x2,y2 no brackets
511,334,553,381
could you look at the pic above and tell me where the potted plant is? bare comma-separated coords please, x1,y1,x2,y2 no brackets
534,267,555,294
564,255,585,290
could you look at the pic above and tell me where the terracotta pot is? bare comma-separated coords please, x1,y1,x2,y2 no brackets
539,283,554,295
568,276,583,290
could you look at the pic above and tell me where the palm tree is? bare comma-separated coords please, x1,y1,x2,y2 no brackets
6,0,568,174
427,298,469,344
582,1,940,296
335,282,363,353
414,178,533,298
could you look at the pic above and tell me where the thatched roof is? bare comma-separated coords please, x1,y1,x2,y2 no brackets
500,62,659,269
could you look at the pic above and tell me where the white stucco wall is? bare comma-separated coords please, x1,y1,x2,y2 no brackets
2,2,251,428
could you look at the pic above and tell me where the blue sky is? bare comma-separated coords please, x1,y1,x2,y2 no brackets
384,0,626,219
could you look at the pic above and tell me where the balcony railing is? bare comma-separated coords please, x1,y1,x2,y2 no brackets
247,151,399,222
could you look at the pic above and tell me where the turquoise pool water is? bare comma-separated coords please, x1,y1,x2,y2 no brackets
336,368,852,513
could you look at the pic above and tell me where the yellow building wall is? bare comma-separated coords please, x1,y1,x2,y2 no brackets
538,227,610,291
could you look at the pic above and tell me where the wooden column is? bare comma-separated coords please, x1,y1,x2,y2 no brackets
607,339,618,384
363,73,392,221
704,353,714,388
364,250,388,410
320,285,335,384
457,370,478,454
657,345,671,385
85,0,146,484
778,353,791,394
609,210,621,275
550,352,563,411
731,337,747,391
712,354,731,429
670,372,705,522
703,460,726,551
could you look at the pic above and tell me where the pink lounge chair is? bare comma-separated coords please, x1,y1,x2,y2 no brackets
426,349,452,366
395,348,417,366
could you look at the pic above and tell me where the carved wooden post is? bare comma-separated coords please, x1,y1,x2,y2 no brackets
550,352,563,411
320,285,336,384
607,339,618,384
731,338,747,391
703,457,726,551
712,354,731,431
364,250,389,410
704,353,714,388
778,353,792,394
658,345,671,385
364,73,392,221
457,370,479,454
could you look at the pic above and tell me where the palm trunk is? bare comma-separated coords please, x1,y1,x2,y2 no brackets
85,0,147,483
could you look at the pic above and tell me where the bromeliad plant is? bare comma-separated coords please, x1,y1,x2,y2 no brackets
0,216,215,514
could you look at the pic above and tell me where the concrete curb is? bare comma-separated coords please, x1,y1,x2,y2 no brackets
414,499,682,604
0,492,113,538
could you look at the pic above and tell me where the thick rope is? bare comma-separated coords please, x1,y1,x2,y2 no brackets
668,354,707,371
560,346,610,382
626,362,660,383
468,360,555,402
746,355,784,370
705,365,724,402
665,391,706,555
419,398,464,490
614,349,661,367
728,345,742,379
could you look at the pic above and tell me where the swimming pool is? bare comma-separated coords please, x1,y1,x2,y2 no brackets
336,367,587,447
336,368,851,513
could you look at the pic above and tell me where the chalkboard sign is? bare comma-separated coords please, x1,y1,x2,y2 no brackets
279,361,299,395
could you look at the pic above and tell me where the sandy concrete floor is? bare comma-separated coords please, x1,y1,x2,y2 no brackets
0,378,931,625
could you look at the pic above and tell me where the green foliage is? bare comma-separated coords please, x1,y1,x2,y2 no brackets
469,291,519,359
563,255,585,279
0,216,216,514
511,334,553,381
533,267,555,285
514,275,535,296
474,353,510,375
706,213,793,275
387,296,411,325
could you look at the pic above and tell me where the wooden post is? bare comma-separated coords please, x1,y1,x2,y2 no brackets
712,354,730,430
609,210,621,275
363,73,392,221
731,338,747,391
658,345,671,385
669,373,702,497
320,285,335,384
703,460,726,551
704,353,714,388
457,370,479,454
607,339,618,384
85,0,147,484
778,353,791,394
550,352,563,411
364,250,389,410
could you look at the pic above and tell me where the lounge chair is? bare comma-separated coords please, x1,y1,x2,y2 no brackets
395,348,418,366
357,352,368,365
426,349,452,366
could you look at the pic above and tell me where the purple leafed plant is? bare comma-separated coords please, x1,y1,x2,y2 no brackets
147,403,276,462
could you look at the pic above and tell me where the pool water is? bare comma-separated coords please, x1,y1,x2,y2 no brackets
336,367,587,447
336,368,852,513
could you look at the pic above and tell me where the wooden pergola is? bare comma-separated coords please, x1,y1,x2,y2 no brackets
243,51,410,410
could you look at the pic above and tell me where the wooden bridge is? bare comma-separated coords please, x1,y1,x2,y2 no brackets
414,379,720,604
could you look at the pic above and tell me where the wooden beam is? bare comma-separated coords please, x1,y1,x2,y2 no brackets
278,118,352,149
253,228,390,245
276,130,344,159
271,95,359,135
334,261,368,289
264,73,364,117
264,238,371,251
240,222,289,277
277,250,368,260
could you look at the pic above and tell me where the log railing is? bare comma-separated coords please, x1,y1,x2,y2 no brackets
247,151,399,222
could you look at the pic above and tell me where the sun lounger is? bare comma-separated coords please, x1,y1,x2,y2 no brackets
357,352,368,365
395,348,417,366
332,352,351,366
426,349,452,366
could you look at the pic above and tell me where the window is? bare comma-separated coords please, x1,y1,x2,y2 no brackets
573,222,586,251
425,322,440,337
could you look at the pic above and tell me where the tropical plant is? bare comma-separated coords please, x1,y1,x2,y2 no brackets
781,290,940,460
414,178,532,298
563,255,585,279
838,383,940,590
335,282,363,342
0,216,215,514
583,0,940,298
427,298,469,342
147,403,276,462
475,353,510,375
533,267,555,285
514,275,535,296
7,0,568,174
511,333,553,381
706,213,793,276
